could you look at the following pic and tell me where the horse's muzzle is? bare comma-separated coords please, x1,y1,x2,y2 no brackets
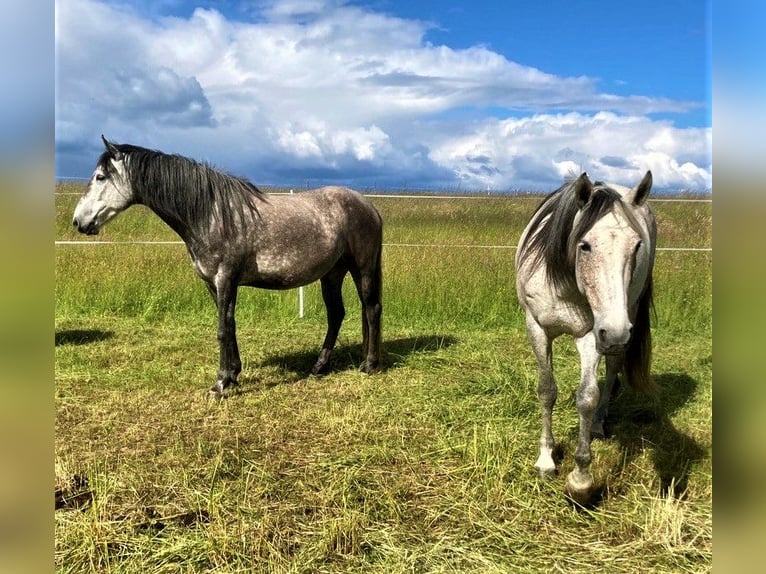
73,218,99,235
595,324,632,354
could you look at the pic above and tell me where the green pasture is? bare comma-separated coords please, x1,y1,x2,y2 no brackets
55,182,712,572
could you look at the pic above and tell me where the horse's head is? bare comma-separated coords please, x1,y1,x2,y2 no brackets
571,171,653,353
72,135,134,235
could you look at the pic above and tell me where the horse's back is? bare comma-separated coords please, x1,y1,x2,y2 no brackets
307,186,383,250
274,186,380,227
316,186,381,223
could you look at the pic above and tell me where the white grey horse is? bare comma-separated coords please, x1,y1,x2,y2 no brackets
515,171,656,503
73,136,383,397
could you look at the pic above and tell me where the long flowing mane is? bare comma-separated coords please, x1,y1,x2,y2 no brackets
517,178,627,294
97,144,265,239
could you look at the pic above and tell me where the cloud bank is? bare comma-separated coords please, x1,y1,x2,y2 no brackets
55,0,711,191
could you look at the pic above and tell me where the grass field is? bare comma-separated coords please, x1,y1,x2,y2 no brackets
55,182,712,573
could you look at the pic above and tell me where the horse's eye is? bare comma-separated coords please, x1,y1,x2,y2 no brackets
95,174,106,182
634,240,642,253
579,241,591,253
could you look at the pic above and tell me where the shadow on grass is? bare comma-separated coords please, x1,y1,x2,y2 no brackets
606,372,707,497
558,372,707,509
259,334,459,377
55,329,114,346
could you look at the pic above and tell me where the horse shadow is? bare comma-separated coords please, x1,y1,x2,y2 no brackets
257,334,458,380
601,372,707,498
55,329,114,346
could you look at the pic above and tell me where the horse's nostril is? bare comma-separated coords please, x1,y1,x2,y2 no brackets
598,329,607,342
72,218,78,228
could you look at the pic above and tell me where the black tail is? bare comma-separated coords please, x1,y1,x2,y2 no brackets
624,277,655,393
372,228,383,358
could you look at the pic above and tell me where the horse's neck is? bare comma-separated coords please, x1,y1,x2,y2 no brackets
139,191,197,245
159,211,195,243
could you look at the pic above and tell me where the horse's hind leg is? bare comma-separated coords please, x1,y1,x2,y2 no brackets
312,265,347,375
592,353,623,439
350,258,382,374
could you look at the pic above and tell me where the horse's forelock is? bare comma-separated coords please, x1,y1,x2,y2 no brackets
566,186,622,263
96,151,115,176
569,185,648,254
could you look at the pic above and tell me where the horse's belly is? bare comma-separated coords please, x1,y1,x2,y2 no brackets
242,246,340,289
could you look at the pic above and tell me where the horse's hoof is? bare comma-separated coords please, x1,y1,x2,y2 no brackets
534,452,557,478
208,379,237,400
565,470,595,506
535,465,557,479
360,360,379,374
565,483,603,508
565,483,591,507
590,425,606,440
311,362,328,377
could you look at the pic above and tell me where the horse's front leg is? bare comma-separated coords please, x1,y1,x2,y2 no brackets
525,314,557,477
567,332,602,503
209,278,241,397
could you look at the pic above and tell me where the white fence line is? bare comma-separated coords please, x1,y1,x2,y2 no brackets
55,239,710,320
54,240,712,252
364,195,712,203
54,191,712,203
56,190,711,252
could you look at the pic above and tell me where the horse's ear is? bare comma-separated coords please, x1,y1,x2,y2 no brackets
630,170,652,206
101,134,123,161
574,172,593,207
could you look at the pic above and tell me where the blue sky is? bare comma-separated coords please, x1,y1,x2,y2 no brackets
387,0,710,122
55,0,712,191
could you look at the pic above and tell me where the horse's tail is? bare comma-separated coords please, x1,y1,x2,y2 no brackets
376,238,383,298
370,214,384,361
624,277,655,393
373,218,383,301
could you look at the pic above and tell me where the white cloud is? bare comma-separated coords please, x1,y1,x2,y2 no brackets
428,112,711,190
264,0,331,19
274,121,389,162
55,0,711,191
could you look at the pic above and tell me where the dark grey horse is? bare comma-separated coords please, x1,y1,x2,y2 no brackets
73,136,383,396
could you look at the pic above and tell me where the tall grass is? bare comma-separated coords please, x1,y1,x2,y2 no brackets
55,188,711,334
55,184,712,572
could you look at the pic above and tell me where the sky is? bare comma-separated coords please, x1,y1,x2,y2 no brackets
54,0,712,192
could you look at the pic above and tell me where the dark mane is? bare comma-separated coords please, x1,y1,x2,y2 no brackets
517,178,624,294
99,144,265,240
